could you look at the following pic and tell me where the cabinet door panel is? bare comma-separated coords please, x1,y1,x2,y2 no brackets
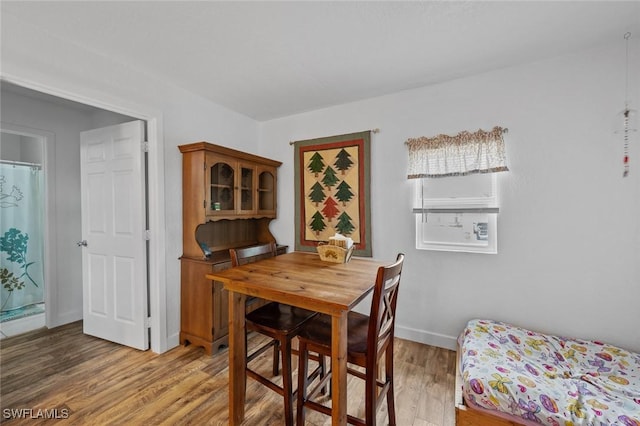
180,260,213,340
238,163,256,214
206,154,235,215
257,166,277,216
212,261,231,341
213,281,229,340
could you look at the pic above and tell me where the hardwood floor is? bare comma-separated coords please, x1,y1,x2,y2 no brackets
0,322,456,425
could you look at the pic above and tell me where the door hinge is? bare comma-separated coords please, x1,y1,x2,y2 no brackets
145,317,152,328
144,230,151,241
142,141,149,152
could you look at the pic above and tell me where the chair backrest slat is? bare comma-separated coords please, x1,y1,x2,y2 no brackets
230,242,276,267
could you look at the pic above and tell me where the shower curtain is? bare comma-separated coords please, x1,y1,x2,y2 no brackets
0,163,44,313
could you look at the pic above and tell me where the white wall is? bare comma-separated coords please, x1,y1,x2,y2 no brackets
0,133,42,163
0,132,22,160
261,40,640,353
2,14,261,351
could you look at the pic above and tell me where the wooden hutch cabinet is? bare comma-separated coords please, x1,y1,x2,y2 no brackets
179,142,283,355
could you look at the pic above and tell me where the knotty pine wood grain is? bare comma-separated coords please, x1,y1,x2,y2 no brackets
0,322,455,425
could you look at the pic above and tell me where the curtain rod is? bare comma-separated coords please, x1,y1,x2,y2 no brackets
0,159,42,169
289,128,380,145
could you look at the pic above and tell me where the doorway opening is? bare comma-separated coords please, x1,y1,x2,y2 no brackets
0,80,165,352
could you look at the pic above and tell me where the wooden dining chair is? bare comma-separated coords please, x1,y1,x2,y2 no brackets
229,242,320,426
295,253,405,426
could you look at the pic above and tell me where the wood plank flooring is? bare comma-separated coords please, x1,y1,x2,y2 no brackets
0,322,456,425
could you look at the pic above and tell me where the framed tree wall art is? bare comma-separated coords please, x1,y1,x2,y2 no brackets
293,131,372,257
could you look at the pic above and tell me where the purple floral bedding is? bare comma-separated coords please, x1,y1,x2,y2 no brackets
459,319,640,426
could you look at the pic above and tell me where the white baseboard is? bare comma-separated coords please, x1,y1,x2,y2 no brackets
166,332,180,351
48,310,82,329
395,325,458,351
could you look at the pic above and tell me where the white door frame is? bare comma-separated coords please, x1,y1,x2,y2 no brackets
1,75,168,354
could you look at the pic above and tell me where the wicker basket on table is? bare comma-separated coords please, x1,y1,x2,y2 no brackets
316,242,354,263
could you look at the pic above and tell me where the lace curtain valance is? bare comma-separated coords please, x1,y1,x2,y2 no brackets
406,126,509,179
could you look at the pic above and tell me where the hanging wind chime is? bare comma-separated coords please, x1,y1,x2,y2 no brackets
617,32,638,177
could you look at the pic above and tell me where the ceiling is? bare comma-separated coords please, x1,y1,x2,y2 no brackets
2,1,640,121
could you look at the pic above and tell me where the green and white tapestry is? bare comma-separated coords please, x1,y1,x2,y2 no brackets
293,131,372,257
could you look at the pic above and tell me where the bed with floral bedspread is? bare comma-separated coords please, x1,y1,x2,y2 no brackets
458,319,640,426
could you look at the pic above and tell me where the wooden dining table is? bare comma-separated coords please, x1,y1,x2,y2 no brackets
206,250,389,426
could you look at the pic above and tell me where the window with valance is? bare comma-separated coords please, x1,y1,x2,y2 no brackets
406,126,509,253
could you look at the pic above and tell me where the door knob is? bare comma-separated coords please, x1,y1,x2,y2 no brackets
77,240,88,247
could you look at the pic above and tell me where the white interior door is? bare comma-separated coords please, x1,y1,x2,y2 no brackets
80,120,149,350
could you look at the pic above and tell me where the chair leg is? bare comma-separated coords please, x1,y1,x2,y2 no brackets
365,361,377,426
273,339,281,376
386,345,396,426
280,338,294,426
296,340,309,426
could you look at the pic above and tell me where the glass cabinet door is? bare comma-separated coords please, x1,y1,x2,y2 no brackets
209,161,235,213
204,153,277,218
239,165,254,212
258,169,276,212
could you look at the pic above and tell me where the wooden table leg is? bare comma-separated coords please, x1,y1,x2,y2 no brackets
331,312,348,426
229,290,246,425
